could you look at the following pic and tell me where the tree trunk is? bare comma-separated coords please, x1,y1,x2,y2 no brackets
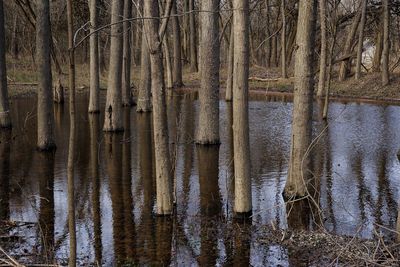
355,0,367,80
281,0,287,78
163,38,174,89
103,1,124,131
232,0,252,215
225,26,234,101
36,0,56,150
189,0,198,72
122,0,133,106
284,0,317,198
171,1,184,87
265,0,271,67
382,0,390,86
317,0,327,97
11,15,18,59
0,1,11,128
144,0,173,215
338,10,361,81
136,29,152,112
66,0,76,265
271,35,277,67
372,29,383,72
88,0,100,113
197,0,220,145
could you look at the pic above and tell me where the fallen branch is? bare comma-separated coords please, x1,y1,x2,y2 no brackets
9,82,38,86
249,77,280,82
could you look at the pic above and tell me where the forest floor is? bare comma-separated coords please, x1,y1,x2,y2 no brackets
6,56,400,104
259,227,400,266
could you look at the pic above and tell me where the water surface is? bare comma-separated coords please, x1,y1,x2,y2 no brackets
1,93,400,266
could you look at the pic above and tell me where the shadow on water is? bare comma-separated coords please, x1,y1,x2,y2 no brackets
1,93,400,265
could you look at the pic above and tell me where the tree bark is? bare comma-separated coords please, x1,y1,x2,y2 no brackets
225,25,234,101
372,29,383,72
88,0,100,113
122,0,133,106
317,0,327,97
103,1,124,131
189,0,198,72
171,1,184,87
284,0,317,198
281,0,287,78
382,0,390,86
355,0,367,80
0,1,11,128
136,28,152,112
197,0,220,145
233,0,252,215
265,0,271,67
36,0,56,150
144,0,173,215
163,38,174,89
338,10,361,81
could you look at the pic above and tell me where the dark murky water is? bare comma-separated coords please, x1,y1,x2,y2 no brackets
1,93,400,266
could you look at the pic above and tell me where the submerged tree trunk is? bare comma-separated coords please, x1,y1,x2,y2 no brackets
103,1,124,131
144,0,173,215
0,1,11,128
338,10,361,81
355,0,367,80
232,0,252,215
284,0,317,198
0,130,10,220
317,0,327,97
281,0,287,78
382,0,390,86
197,0,220,145
137,30,152,112
225,26,234,101
88,0,100,113
171,1,184,87
36,0,56,150
189,0,198,72
122,0,133,106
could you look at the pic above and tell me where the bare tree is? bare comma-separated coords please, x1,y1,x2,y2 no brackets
382,0,390,86
285,0,317,198
171,0,184,87
103,1,124,131
338,9,361,81
281,0,287,78
233,0,252,214
137,29,152,112
197,0,220,145
225,25,234,101
0,1,10,128
36,0,56,150
317,0,327,97
355,0,367,80
144,0,173,215
122,0,133,106
88,0,100,113
66,0,76,265
189,0,198,72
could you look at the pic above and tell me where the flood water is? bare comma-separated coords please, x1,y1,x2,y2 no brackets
1,93,400,266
